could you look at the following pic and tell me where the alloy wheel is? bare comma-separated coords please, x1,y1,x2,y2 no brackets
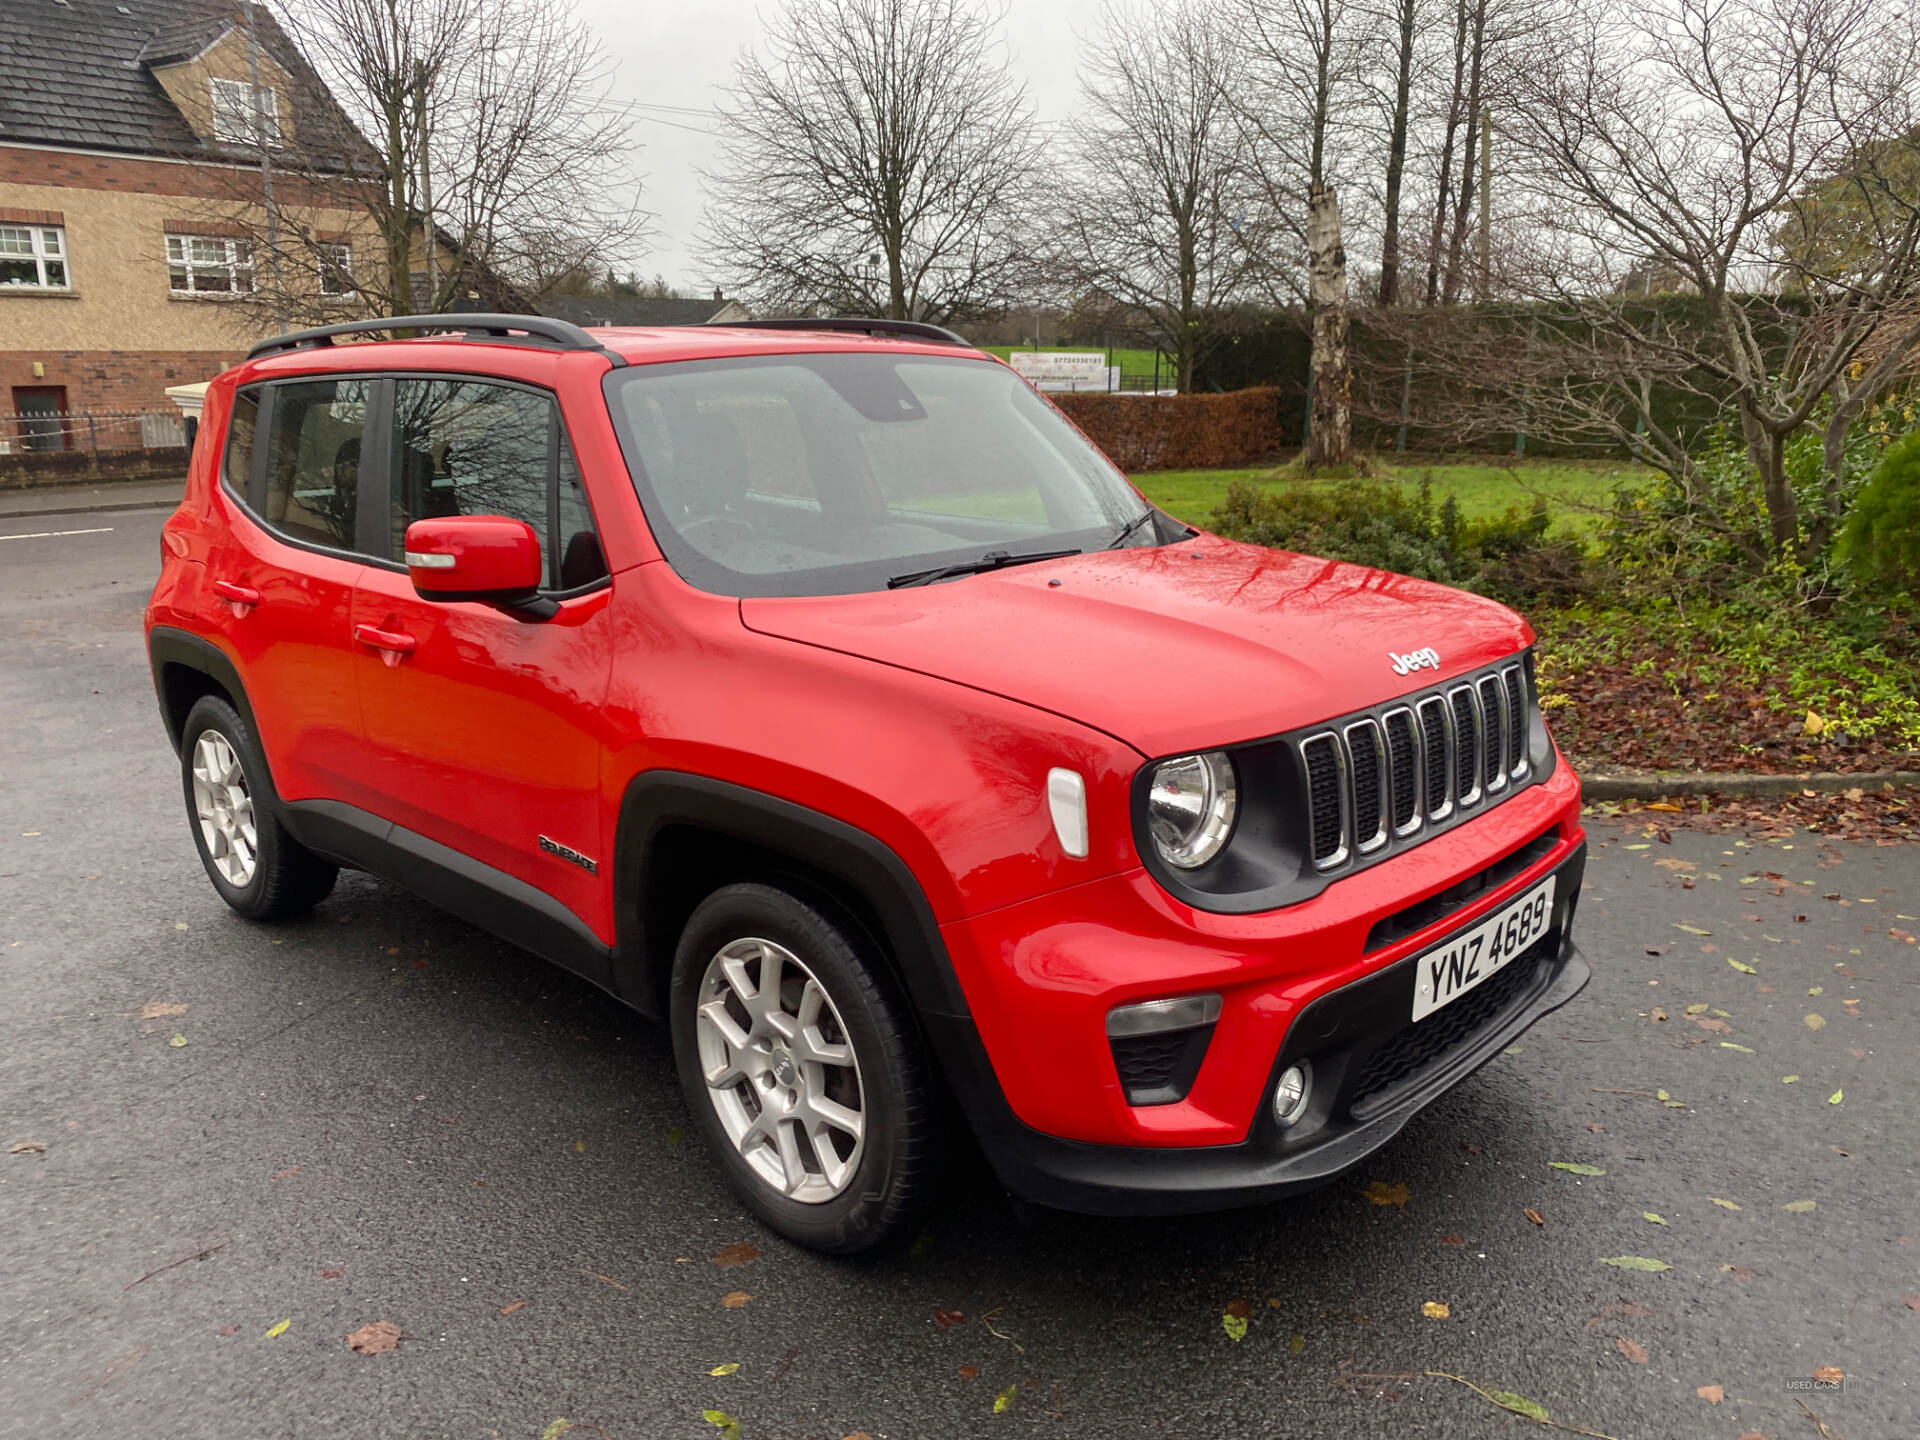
694,936,866,1203
191,731,257,887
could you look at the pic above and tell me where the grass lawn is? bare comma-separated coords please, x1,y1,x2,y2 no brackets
1132,456,1647,533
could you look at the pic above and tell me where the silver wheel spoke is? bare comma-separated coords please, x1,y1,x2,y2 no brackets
188,732,257,887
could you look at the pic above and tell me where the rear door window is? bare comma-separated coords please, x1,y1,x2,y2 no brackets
260,378,369,551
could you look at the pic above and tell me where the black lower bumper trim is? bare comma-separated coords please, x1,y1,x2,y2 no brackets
934,842,1588,1217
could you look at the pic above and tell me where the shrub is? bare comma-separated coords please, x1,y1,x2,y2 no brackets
1054,387,1286,471
1205,476,1586,605
1838,429,1920,595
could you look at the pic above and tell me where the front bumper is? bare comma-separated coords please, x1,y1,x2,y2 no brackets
934,886,1586,1215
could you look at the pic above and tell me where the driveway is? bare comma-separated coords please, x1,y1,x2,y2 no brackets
3,509,1913,1439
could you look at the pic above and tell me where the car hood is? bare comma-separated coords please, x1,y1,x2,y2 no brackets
740,534,1533,758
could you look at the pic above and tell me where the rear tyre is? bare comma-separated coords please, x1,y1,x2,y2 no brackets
179,695,337,921
670,883,933,1254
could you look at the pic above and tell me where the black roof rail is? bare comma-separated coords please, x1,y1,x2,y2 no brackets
704,316,971,348
245,313,626,367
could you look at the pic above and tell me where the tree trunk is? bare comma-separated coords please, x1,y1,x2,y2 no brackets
383,94,413,317
1441,0,1486,305
1378,0,1416,307
1741,408,1797,557
1424,0,1470,305
1307,183,1351,468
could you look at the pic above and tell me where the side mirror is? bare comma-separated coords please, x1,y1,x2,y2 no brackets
404,516,545,608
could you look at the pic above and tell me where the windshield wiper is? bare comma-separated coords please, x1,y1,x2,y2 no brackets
887,547,1083,589
1106,508,1158,549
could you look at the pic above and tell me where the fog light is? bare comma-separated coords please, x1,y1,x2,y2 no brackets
1272,1063,1311,1126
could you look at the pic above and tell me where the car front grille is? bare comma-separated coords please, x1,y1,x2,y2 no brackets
1349,946,1548,1112
1301,658,1534,875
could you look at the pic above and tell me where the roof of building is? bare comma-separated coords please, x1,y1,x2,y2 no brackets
0,0,373,172
536,295,751,329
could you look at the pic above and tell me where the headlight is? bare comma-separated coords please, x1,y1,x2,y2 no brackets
1147,751,1238,869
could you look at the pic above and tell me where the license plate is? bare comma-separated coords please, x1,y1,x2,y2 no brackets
1410,877,1556,1023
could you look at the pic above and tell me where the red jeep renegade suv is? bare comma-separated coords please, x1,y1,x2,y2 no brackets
146,314,1587,1253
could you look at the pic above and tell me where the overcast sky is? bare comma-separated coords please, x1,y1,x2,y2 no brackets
574,0,1105,292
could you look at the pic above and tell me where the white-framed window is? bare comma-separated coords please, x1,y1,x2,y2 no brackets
166,234,256,295
0,225,71,289
317,241,353,297
209,76,282,146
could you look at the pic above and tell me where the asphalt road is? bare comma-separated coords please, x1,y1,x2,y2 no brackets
3,508,1915,1440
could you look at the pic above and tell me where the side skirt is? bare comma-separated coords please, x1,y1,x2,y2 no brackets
282,799,616,996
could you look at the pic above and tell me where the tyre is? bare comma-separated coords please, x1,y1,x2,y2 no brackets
670,883,933,1254
179,695,337,921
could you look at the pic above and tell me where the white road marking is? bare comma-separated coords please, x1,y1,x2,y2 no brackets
0,526,116,542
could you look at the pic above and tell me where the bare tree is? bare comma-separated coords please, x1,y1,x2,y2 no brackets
224,0,648,321
1367,0,1421,306
698,0,1040,324
1396,0,1920,562
1049,2,1262,391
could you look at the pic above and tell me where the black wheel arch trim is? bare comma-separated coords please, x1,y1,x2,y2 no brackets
610,771,972,1022
148,626,263,760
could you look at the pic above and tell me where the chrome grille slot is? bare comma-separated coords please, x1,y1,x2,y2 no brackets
1449,684,1483,807
1504,663,1528,779
1300,733,1349,870
1478,674,1508,792
1416,696,1453,820
1383,706,1421,836
1344,719,1388,854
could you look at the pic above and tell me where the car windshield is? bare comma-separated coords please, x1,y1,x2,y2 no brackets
602,351,1162,597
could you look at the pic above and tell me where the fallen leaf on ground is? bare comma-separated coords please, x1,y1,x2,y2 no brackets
1221,1311,1248,1342
1440,1232,1466,1244
1599,1256,1671,1271
1363,1180,1411,1207
1223,1297,1252,1319
1904,1295,1920,1311
1828,1089,1843,1105
345,1321,401,1355
139,1003,187,1019
216,1324,238,1337
1721,1265,1756,1280
993,1384,1017,1413
1726,958,1757,975
1549,1162,1605,1176
1524,1208,1544,1226
708,1363,740,1376
8,1141,46,1155
1697,1383,1724,1403
1616,1336,1649,1363
719,1291,751,1308
269,1166,301,1181
934,1309,965,1328
1710,1198,1742,1210
1288,1332,1306,1352
1808,986,1823,996
539,1422,572,1440
497,1300,527,1316
1487,1389,1549,1422
1804,1014,1826,1030
1643,1212,1668,1225
958,1363,979,1378
264,1320,290,1339
321,1267,343,1279
1782,1200,1818,1212
1811,1366,1842,1383
702,1411,741,1440
1720,1042,1755,1053
168,1034,188,1048
1674,924,1711,936
712,1242,760,1268
1422,1301,1450,1319
1782,1074,1800,1084
1585,1122,1605,1133
1685,1003,1709,1014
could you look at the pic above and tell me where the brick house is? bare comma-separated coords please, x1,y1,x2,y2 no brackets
0,0,380,438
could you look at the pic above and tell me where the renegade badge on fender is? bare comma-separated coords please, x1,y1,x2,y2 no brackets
147,313,1588,1254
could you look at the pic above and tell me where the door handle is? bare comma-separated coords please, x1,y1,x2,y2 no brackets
353,623,417,665
212,579,260,611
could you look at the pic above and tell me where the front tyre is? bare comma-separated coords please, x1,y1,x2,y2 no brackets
670,883,932,1254
179,695,337,921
